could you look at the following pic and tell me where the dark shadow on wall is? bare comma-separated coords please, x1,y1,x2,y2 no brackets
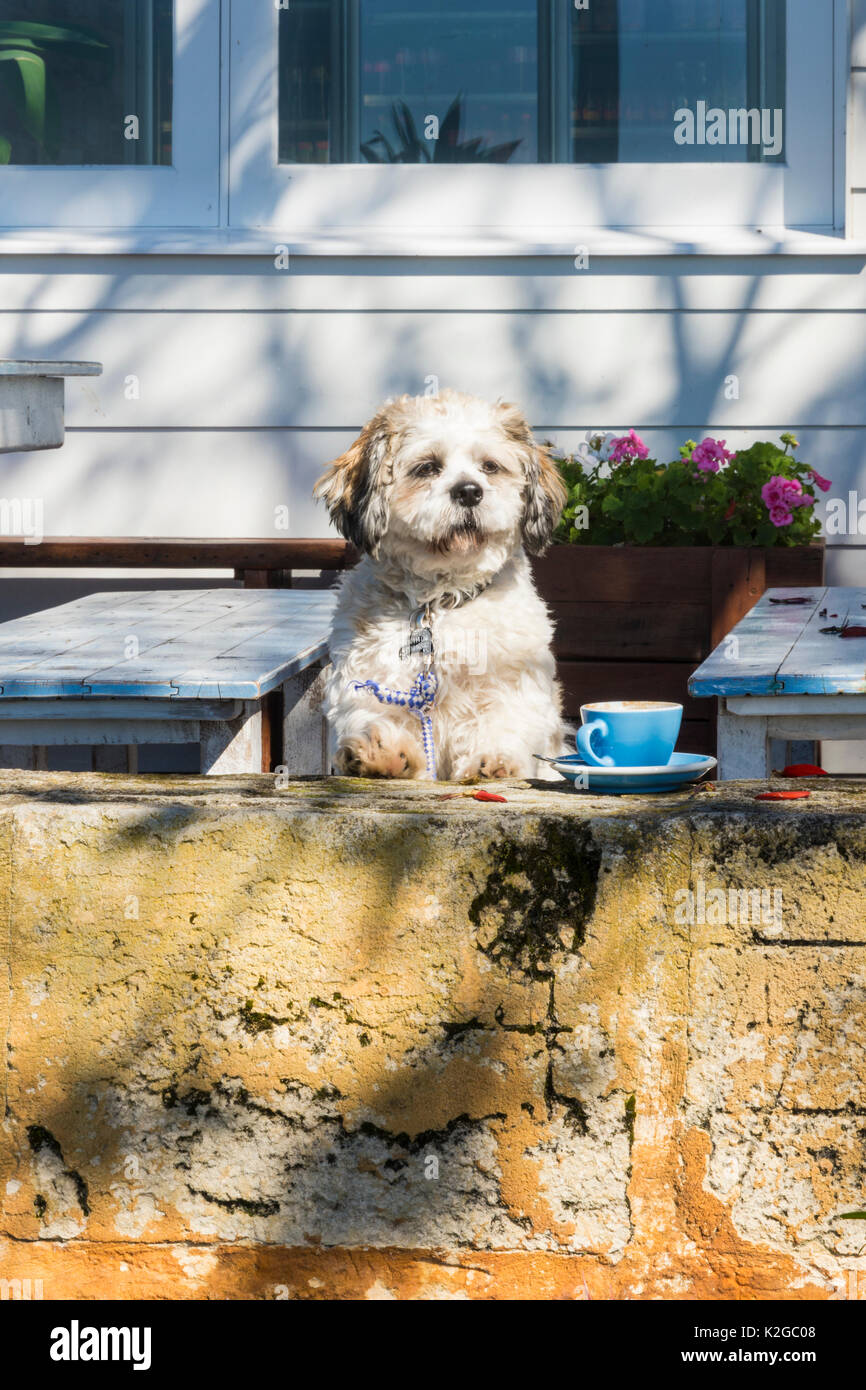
1,782,648,1296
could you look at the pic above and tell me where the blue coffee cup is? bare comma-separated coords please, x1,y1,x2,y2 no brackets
576,700,683,768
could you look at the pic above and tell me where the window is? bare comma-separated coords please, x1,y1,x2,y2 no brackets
0,0,218,227
232,0,836,235
0,0,173,166
278,0,542,165
276,0,786,168
0,1,843,236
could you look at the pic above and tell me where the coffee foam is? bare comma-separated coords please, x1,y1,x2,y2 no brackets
584,700,680,712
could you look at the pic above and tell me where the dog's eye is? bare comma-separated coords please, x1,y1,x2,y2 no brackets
411,458,442,478
481,459,501,474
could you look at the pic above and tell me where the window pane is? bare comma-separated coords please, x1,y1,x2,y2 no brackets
0,0,172,166
279,0,539,164
278,0,339,164
278,0,786,166
358,0,538,164
569,0,785,163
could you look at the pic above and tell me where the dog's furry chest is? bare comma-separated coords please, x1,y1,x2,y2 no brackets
329,561,553,695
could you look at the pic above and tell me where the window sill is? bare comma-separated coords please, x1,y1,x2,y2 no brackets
0,226,862,258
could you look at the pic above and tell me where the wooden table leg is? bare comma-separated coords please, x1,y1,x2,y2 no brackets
717,703,771,780
282,662,330,775
200,701,263,774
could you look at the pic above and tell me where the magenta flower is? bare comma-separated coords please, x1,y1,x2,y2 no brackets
808,468,832,493
607,429,649,464
761,478,786,509
784,479,813,508
692,437,735,473
762,474,815,525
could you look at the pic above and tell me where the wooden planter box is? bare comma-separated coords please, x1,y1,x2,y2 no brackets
531,544,826,757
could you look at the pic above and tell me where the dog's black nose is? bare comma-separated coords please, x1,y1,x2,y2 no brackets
451,481,483,508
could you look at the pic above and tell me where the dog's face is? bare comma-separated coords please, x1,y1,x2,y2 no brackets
314,391,565,572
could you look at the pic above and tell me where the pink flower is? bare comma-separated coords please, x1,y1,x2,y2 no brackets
607,429,649,464
762,474,815,526
692,437,735,473
761,478,786,508
808,468,832,493
782,479,814,508
762,475,809,509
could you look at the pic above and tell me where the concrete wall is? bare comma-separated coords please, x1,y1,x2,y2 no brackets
1,772,865,1300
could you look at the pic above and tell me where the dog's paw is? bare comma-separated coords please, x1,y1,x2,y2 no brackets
336,723,426,779
455,752,527,782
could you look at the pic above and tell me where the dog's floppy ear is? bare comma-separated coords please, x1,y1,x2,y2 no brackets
496,402,566,555
521,441,567,554
313,416,391,555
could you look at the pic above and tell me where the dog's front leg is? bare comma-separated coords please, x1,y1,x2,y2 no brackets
445,693,567,783
451,746,537,782
334,715,428,780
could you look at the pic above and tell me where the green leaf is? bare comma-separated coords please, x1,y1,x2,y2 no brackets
0,48,46,144
0,21,107,49
838,1211,866,1220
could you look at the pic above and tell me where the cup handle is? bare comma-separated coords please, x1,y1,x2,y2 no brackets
576,719,615,767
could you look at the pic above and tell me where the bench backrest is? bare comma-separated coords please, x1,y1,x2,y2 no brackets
0,538,358,588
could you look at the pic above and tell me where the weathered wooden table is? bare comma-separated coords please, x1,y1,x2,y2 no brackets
0,589,336,774
689,587,866,778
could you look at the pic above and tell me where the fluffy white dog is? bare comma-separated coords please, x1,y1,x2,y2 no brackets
313,390,569,781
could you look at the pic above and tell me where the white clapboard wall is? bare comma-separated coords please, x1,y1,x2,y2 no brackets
0,254,862,551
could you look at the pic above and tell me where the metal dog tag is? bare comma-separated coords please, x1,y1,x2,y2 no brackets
399,627,433,661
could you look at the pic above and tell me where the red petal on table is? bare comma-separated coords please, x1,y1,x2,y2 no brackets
840,626,866,638
473,790,507,802
781,763,828,777
754,790,811,800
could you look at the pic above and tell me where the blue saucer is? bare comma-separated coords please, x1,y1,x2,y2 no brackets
553,752,717,795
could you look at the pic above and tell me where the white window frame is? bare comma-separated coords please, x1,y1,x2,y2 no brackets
228,0,841,237
0,0,220,229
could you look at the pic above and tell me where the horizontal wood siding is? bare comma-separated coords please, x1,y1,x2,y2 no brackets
547,602,708,663
1,307,863,430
